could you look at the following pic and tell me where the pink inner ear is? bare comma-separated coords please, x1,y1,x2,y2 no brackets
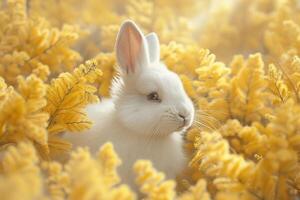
118,25,142,74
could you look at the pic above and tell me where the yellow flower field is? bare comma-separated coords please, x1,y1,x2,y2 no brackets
0,0,300,199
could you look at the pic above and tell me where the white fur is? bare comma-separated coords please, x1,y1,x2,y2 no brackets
63,20,194,191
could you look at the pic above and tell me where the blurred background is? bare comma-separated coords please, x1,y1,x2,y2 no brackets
8,0,298,63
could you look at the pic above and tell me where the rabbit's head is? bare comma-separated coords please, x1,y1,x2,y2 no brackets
112,20,194,136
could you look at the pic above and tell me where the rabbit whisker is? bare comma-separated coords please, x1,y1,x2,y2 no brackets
195,117,218,130
145,115,165,148
193,120,216,132
196,109,228,117
195,110,221,127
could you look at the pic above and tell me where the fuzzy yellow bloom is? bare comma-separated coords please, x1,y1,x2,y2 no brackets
0,75,49,157
64,143,135,200
44,60,102,158
0,0,300,199
0,143,44,200
178,179,211,200
134,160,176,200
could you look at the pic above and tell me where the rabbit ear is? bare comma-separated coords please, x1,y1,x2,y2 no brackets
115,20,149,74
146,33,160,62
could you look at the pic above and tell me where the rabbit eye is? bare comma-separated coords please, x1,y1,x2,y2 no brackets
147,92,161,102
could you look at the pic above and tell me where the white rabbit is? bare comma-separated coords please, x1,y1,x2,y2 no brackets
64,20,195,191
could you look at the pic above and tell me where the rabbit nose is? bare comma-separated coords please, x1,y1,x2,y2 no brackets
178,114,186,124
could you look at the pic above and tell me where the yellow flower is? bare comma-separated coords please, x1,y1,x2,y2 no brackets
44,60,102,157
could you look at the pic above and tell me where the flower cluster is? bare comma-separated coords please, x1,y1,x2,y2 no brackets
0,0,300,199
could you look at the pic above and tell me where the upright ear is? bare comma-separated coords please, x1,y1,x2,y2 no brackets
146,33,160,62
115,20,149,74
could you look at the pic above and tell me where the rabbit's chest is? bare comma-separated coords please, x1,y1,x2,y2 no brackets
111,132,187,181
